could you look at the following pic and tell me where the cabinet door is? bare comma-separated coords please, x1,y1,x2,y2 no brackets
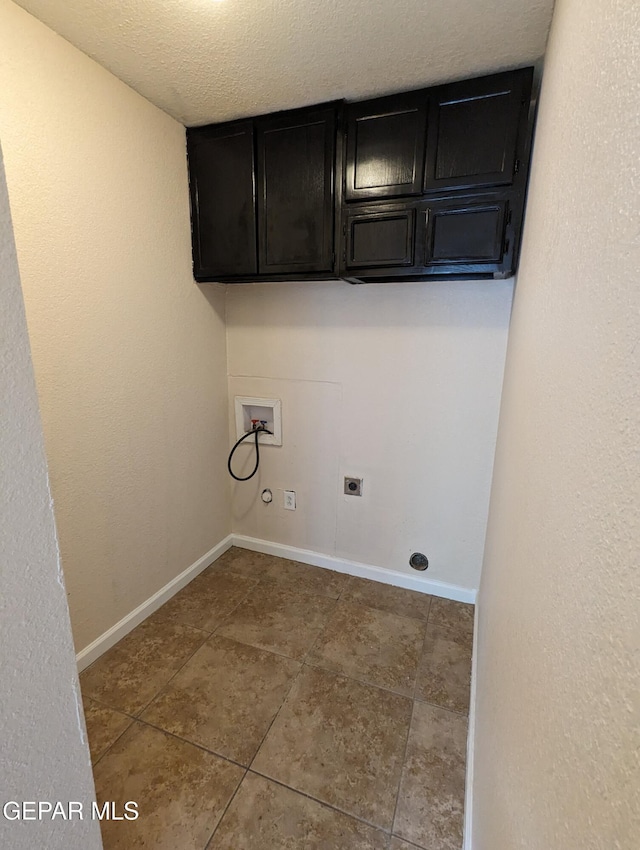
345,92,427,202
187,122,257,279
256,106,336,275
424,68,532,193
345,207,415,269
424,199,508,268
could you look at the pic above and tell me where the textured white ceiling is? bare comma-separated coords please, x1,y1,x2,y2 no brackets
14,0,555,126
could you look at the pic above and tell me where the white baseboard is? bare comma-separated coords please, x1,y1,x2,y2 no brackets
76,535,233,671
76,533,476,671
463,599,479,849
231,534,477,603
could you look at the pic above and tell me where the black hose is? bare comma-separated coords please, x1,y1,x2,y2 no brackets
227,427,272,481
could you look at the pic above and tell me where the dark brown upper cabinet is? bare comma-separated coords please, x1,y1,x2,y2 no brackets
187,102,341,283
187,121,257,279
256,105,337,275
186,67,535,284
340,67,534,282
340,194,514,283
344,91,427,202
424,68,533,193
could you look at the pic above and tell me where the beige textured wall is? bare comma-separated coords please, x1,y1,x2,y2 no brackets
0,144,101,849
226,279,513,593
0,0,230,652
473,0,640,847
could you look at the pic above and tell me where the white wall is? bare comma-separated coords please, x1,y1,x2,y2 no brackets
227,279,513,593
0,0,230,652
0,144,101,849
472,0,640,847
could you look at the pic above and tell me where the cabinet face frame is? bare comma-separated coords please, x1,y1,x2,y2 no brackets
187,120,257,280
344,91,428,202
256,105,337,276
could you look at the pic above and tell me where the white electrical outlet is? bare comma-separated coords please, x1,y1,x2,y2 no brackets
283,490,296,511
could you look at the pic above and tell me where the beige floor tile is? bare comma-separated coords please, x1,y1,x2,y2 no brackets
83,698,133,765
216,583,336,659
141,636,300,765
93,722,243,850
308,601,426,696
205,547,273,579
152,570,257,632
258,559,348,599
415,624,472,714
252,666,412,830
394,702,467,850
209,772,388,850
428,598,474,648
342,576,433,621
209,547,347,598
80,618,207,715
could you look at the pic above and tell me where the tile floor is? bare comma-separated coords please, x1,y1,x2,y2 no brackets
81,547,473,850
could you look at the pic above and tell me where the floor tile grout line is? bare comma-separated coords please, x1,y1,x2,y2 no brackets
302,596,430,686
246,660,308,772
132,630,213,718
338,595,435,626
208,629,309,664
299,596,341,663
90,715,136,770
81,693,138,719
78,617,212,678
335,572,351,602
203,768,248,850
333,595,433,627
246,767,394,836
390,695,417,838
128,574,267,718
80,620,214,717
412,613,432,701
274,657,418,836
181,569,262,632
302,657,417,702
134,716,250,771
413,693,470,717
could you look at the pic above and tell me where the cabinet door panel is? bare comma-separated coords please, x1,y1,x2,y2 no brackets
425,69,532,192
426,200,507,265
345,93,427,201
346,208,415,268
257,107,336,275
187,122,256,278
